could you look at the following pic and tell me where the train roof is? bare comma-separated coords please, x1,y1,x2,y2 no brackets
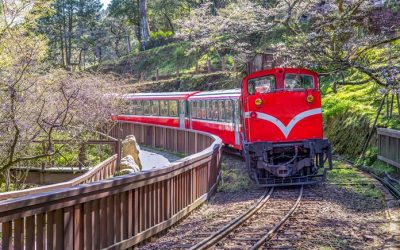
124,91,198,100
244,68,318,81
188,89,241,100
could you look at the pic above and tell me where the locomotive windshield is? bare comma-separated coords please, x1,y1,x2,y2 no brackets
284,74,314,90
247,75,275,95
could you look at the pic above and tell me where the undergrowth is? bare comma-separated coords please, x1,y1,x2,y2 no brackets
218,156,252,193
328,161,382,199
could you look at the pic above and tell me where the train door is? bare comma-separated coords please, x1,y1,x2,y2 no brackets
179,100,185,129
233,99,240,146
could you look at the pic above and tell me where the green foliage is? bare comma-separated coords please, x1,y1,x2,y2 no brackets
38,0,103,67
150,30,173,39
322,64,400,161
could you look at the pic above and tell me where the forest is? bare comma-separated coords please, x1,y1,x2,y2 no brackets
1,0,400,190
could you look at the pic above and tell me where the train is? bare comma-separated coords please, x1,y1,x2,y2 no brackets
115,67,333,187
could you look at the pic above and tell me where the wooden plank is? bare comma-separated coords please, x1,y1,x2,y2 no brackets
156,182,161,224
64,207,74,250
2,221,12,249
26,215,35,250
115,194,122,242
107,195,115,245
100,198,108,248
83,202,92,250
14,218,24,250
122,192,128,239
92,200,100,250
377,128,400,139
378,155,400,168
133,189,139,235
128,190,133,237
47,211,55,250
36,213,46,250
55,209,64,250
150,184,155,227
74,204,83,250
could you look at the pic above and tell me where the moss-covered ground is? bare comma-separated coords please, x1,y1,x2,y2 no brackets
328,161,383,199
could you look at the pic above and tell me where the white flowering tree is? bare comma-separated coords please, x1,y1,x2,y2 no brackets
177,0,400,86
0,0,124,189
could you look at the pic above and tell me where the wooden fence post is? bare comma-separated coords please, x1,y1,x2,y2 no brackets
221,57,226,71
156,69,159,81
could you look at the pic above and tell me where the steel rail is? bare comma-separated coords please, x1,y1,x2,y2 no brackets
250,185,304,250
333,155,400,199
189,187,275,250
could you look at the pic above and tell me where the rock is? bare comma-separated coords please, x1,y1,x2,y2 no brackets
122,135,142,169
115,155,141,176
114,168,137,176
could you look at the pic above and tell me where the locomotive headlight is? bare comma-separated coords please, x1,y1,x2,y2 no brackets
255,98,263,106
307,95,314,103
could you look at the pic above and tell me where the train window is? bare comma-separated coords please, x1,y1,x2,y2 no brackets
151,100,159,116
247,75,275,95
219,101,226,122
160,100,169,116
284,74,314,90
225,100,233,122
135,100,143,115
201,100,206,119
206,101,212,120
212,101,219,121
126,100,135,115
196,101,202,118
143,100,151,115
190,102,197,118
169,100,178,117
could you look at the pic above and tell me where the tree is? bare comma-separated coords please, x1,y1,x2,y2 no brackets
177,1,275,64
38,0,103,68
0,0,124,189
139,0,150,50
269,0,400,88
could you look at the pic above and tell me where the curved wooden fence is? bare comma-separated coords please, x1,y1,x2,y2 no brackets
0,122,222,249
0,155,118,201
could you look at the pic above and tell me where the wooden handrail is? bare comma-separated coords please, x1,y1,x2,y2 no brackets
0,122,222,249
0,155,118,201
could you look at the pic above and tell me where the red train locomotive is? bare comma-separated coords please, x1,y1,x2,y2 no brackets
116,68,332,186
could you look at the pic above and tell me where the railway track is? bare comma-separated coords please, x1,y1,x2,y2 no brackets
190,186,304,250
334,156,400,199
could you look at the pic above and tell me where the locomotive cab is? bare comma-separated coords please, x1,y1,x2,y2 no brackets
241,68,332,186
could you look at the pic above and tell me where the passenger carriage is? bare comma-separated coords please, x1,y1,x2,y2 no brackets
116,68,332,187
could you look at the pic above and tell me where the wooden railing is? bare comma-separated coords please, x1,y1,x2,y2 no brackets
378,128,400,168
0,122,222,249
0,155,118,201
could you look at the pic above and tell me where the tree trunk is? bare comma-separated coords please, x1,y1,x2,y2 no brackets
126,32,131,53
60,29,65,67
67,5,73,66
139,0,150,50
